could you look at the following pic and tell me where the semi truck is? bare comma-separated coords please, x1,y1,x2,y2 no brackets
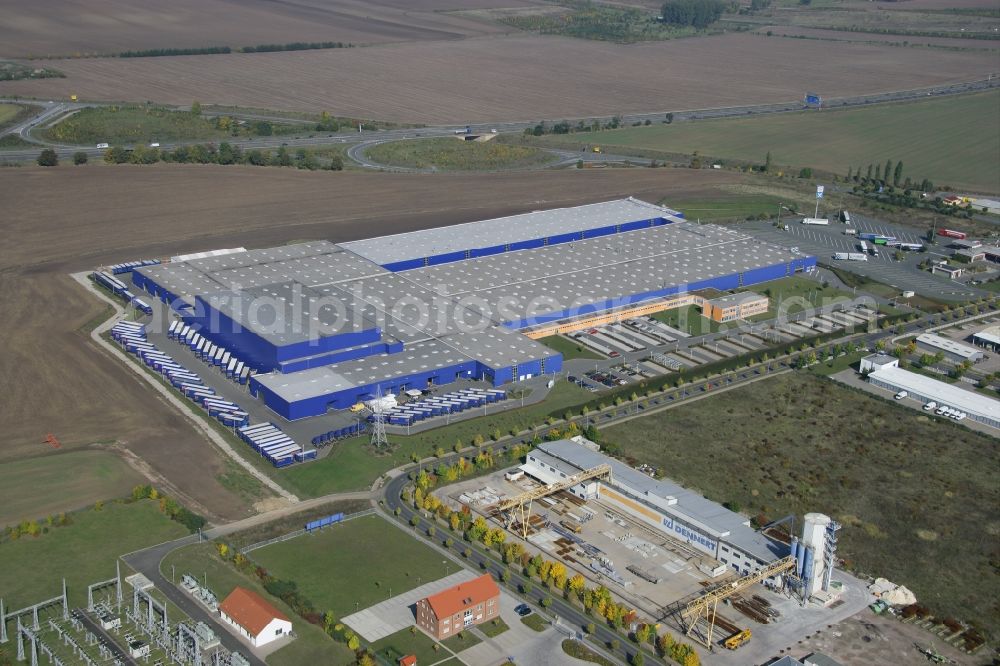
801,217,829,225
834,252,868,261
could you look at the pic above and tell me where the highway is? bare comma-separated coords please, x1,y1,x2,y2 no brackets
1,74,995,167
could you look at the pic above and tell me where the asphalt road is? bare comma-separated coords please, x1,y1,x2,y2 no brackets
1,75,996,166
115,302,995,666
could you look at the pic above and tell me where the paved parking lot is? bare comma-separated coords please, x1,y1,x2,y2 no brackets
740,216,983,301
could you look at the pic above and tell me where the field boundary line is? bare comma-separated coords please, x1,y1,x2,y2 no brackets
70,270,299,505
238,508,376,554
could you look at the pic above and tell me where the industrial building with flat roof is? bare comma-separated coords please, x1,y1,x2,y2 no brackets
132,199,815,420
915,333,984,363
701,291,769,322
867,365,1000,428
521,440,786,574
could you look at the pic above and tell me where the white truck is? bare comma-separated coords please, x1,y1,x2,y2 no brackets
834,252,868,261
802,217,830,225
843,227,857,236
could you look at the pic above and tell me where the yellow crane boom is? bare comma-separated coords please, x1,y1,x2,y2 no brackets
681,555,795,648
496,463,611,539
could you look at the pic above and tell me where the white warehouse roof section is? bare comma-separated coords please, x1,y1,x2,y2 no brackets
868,366,1000,424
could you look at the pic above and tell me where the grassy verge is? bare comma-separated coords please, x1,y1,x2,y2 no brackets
250,515,452,618
825,265,948,312
651,304,721,335
520,613,548,632
562,639,616,666
40,104,301,145
442,629,481,652
670,192,786,222
0,500,187,610
0,103,39,131
223,500,370,550
537,334,604,360
160,543,353,666
370,627,451,665
281,381,594,497
523,90,1000,192
366,137,556,171
479,617,510,638
0,134,36,150
601,373,1000,629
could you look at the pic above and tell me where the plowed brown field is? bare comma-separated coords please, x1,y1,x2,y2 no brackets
0,164,740,519
2,33,992,123
0,0,529,58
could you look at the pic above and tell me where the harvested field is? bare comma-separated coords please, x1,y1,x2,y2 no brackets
759,26,1000,50
0,165,741,519
0,0,523,58
1,33,993,123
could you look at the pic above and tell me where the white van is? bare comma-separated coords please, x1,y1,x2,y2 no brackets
935,406,948,416
96,142,109,149
894,390,908,400
923,401,937,411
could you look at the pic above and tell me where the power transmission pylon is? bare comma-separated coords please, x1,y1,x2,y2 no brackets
370,385,388,449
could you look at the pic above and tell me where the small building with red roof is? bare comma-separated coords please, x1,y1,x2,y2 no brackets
218,586,292,648
398,656,417,666
415,574,500,640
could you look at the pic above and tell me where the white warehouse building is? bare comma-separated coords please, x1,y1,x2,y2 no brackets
867,365,1000,429
522,440,786,575
915,333,984,363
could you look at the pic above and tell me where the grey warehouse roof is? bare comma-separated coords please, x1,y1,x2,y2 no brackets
536,440,782,562
706,291,767,307
340,198,681,266
255,338,472,401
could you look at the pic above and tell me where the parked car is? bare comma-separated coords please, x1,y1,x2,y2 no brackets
515,604,532,617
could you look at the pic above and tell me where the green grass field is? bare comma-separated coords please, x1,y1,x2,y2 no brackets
533,90,1000,192
160,543,354,666
538,334,605,360
0,500,187,610
0,103,24,128
370,627,457,665
40,105,302,146
280,381,595,497
252,515,452,618
669,193,786,222
602,373,1000,628
366,137,556,171
0,450,146,528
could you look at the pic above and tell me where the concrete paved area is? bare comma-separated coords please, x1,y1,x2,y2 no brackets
708,571,873,665
457,591,588,666
343,570,477,641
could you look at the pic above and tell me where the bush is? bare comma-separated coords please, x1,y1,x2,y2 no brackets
72,151,88,165
37,149,58,167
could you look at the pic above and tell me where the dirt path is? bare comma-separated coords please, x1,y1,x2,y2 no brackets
71,271,298,503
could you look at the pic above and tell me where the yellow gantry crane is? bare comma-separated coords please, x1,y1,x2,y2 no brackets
495,463,611,539
681,555,796,649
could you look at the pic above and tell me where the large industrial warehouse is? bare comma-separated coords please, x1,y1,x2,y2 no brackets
522,440,786,574
130,198,816,420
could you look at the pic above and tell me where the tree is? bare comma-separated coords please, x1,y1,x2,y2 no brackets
764,151,772,172
866,164,873,180
798,167,812,179
37,149,58,166
347,634,360,651
661,0,728,28
874,163,882,181
893,160,903,187
884,159,893,184
191,100,202,116
632,653,644,666
73,151,88,165
664,112,674,124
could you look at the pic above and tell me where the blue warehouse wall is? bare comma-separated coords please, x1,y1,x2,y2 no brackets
385,216,673,272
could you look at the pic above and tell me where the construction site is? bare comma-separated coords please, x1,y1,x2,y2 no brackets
439,438,870,661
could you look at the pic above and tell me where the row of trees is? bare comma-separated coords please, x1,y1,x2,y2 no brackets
847,159,909,189
93,143,343,170
117,42,353,58
660,0,728,28
407,482,701,666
